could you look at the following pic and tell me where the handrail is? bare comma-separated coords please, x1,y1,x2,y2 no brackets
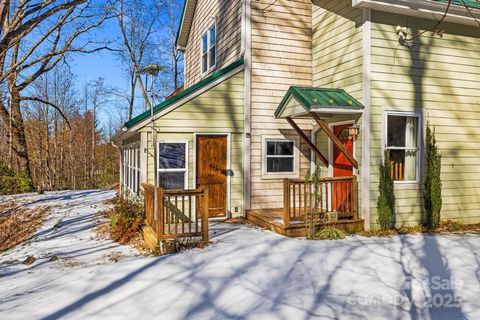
287,176,356,183
283,176,358,227
141,183,209,243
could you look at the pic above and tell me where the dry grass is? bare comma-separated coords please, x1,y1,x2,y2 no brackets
358,220,480,238
0,201,50,252
95,214,151,256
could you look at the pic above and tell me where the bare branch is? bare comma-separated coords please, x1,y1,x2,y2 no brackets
20,96,72,130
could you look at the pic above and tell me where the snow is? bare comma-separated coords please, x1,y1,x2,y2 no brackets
1,190,480,319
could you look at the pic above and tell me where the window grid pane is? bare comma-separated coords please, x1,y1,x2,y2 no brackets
159,143,186,170
209,45,216,68
209,26,216,45
202,34,208,53
158,172,185,190
267,141,294,156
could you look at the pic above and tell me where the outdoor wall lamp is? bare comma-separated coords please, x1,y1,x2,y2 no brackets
347,125,360,139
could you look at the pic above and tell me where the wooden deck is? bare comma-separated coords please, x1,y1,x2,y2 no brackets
246,208,364,237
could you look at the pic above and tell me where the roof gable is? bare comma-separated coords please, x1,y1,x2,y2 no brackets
123,58,244,130
175,0,197,50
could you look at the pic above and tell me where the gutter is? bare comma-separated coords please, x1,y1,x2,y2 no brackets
241,0,252,214
352,0,480,26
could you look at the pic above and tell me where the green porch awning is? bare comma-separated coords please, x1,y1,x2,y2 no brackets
433,0,480,9
274,86,364,119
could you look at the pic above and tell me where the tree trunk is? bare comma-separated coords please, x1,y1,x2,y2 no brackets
128,71,136,120
91,102,96,188
9,87,32,181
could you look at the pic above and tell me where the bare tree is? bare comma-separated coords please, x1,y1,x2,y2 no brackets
159,0,183,95
114,0,164,115
87,77,110,186
0,0,113,181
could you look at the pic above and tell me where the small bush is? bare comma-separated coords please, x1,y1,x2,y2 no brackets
377,150,395,230
104,195,144,244
315,227,347,240
424,124,442,229
0,162,33,195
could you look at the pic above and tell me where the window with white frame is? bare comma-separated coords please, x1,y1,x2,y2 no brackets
385,113,420,182
201,24,216,74
122,145,140,195
265,140,295,174
158,142,187,189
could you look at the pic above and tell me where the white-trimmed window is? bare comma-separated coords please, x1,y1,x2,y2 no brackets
385,112,420,182
201,23,216,74
265,139,296,174
122,144,140,195
158,142,188,189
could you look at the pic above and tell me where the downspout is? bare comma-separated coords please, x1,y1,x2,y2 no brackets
241,0,252,216
361,8,372,231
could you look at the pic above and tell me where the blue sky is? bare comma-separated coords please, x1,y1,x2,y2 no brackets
68,1,184,128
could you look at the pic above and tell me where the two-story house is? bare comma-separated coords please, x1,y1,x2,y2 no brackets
114,0,480,234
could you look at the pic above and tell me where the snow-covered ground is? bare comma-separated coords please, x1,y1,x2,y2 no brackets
1,191,480,319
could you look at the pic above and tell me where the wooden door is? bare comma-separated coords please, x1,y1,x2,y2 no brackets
332,124,354,212
196,135,227,217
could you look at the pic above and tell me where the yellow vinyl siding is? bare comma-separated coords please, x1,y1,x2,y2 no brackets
184,0,242,88
370,11,480,228
250,0,313,209
312,0,363,99
140,71,244,215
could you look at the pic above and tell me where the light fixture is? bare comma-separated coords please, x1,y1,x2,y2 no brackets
347,125,360,139
139,64,162,76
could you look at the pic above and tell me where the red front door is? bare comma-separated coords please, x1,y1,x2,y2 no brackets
333,124,354,212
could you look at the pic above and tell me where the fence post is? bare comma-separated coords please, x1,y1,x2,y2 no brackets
201,188,209,242
157,188,164,242
283,179,290,227
352,176,358,220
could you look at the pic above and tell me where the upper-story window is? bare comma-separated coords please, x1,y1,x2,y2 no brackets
201,24,216,74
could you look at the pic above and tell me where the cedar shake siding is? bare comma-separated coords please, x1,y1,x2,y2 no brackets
249,0,313,210
183,0,242,88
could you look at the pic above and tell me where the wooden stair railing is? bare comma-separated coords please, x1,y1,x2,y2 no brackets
141,183,209,243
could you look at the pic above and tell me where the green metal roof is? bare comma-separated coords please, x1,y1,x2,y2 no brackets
433,0,480,9
274,86,364,119
124,57,244,129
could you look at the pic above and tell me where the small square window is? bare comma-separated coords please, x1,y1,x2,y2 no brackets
386,114,419,182
265,140,295,174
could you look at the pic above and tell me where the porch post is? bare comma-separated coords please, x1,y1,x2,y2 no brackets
310,112,359,169
283,178,290,227
285,116,329,167
352,175,358,220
